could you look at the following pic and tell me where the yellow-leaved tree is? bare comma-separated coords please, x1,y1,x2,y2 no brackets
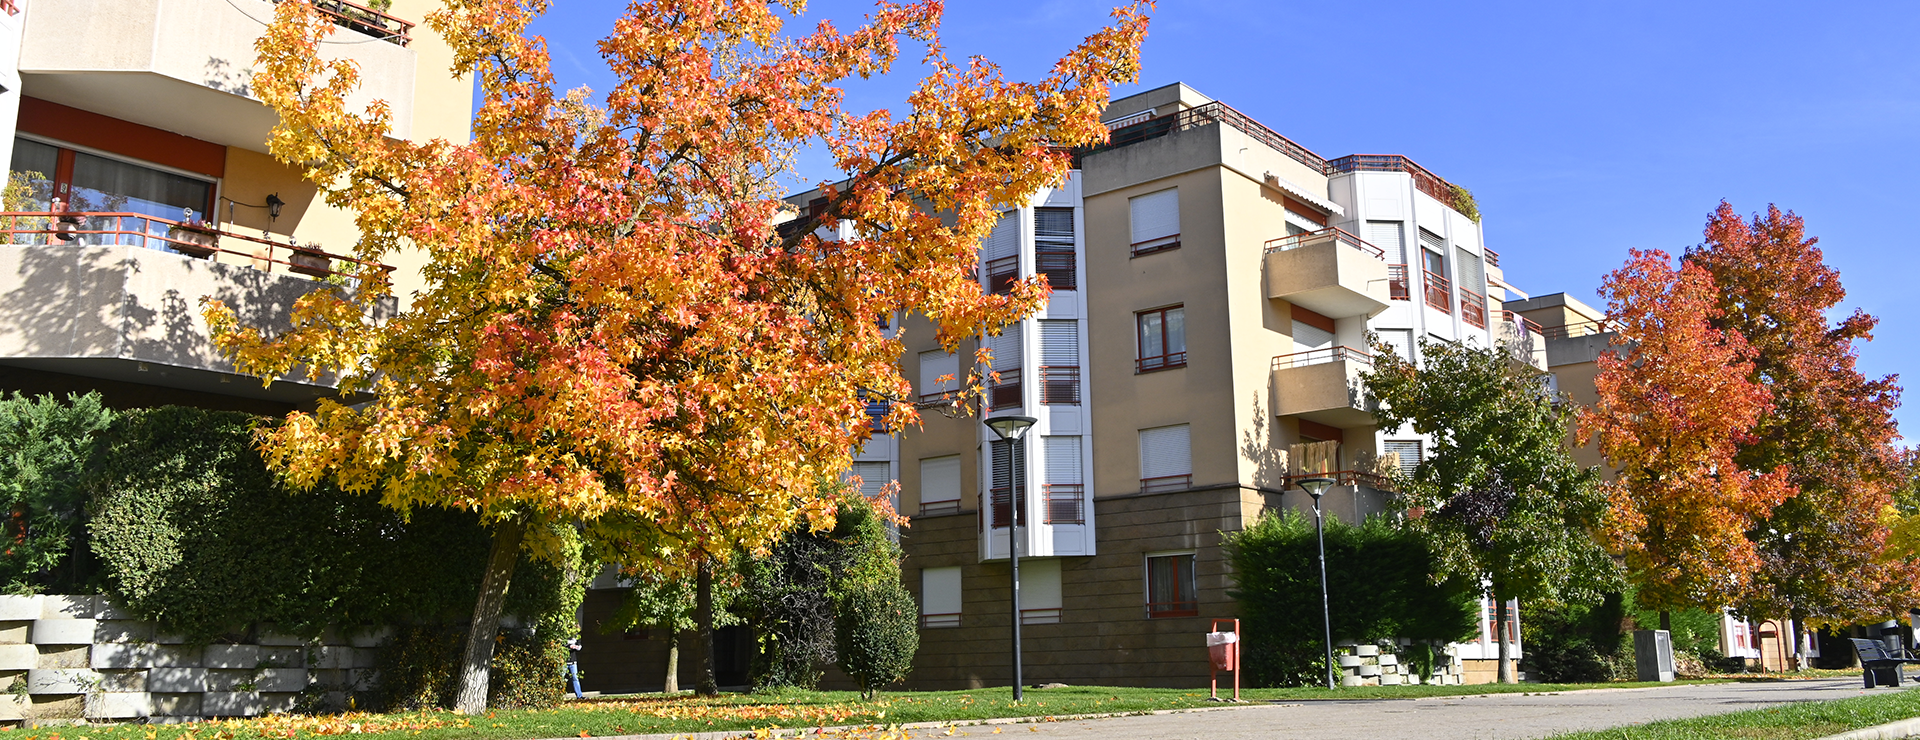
208,0,1147,712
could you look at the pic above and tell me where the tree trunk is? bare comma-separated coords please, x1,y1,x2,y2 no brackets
664,631,681,693
1659,610,1671,632
1495,594,1515,684
694,564,718,696
453,518,526,715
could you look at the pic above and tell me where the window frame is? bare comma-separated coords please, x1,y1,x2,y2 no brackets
1144,551,1198,618
1135,305,1187,373
1128,188,1181,257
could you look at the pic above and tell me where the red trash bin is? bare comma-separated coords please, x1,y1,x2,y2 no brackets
1208,619,1241,701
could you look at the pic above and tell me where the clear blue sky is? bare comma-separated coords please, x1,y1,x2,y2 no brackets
523,1,1919,435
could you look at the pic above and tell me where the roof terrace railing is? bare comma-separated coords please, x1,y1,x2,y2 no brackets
1327,154,1464,211
289,0,415,46
1088,101,1328,173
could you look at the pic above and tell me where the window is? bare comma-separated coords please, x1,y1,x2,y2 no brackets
1042,436,1083,524
1421,231,1452,314
988,438,1026,528
859,392,889,432
919,455,962,516
1021,559,1063,625
1038,320,1080,404
1136,306,1186,372
1378,329,1414,364
1139,424,1191,493
918,350,959,402
1291,305,1334,356
982,211,1019,294
1382,440,1422,474
1034,208,1076,290
1456,247,1487,328
1128,188,1180,256
1370,221,1409,301
1145,552,1197,618
849,462,890,498
986,329,1023,410
920,567,962,628
11,137,220,255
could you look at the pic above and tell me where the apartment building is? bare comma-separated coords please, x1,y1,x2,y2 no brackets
0,0,469,413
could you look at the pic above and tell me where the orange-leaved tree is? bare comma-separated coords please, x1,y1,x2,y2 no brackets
1686,202,1909,666
206,0,1148,712
1579,248,1793,623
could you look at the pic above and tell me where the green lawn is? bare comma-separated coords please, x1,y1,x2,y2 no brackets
5,681,1719,740
1544,685,1920,740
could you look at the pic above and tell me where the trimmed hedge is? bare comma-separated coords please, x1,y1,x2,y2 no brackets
1223,511,1479,687
0,392,114,594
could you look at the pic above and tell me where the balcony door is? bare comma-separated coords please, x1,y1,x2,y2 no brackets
10,137,215,222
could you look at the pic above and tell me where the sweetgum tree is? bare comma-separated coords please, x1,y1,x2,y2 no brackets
208,0,1147,711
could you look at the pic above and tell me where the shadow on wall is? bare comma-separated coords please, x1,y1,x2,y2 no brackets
1240,392,1288,491
203,56,252,97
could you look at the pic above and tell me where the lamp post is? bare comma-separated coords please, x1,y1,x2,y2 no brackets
985,414,1038,703
1296,475,1337,690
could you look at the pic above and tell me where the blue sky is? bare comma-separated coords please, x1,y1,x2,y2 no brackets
524,1,1920,435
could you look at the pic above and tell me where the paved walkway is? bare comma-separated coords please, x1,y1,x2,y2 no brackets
940,679,1891,740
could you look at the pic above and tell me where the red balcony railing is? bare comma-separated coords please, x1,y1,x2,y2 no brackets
919,498,961,517
1036,246,1076,290
1461,290,1487,329
988,487,1027,529
1388,264,1410,300
1262,226,1385,260
1424,270,1452,313
0,209,390,279
988,370,1022,410
301,0,415,46
920,612,960,629
1136,351,1186,374
1500,310,1545,337
1484,248,1501,268
1271,345,1372,371
1043,484,1084,524
1327,154,1465,212
1039,365,1080,405
985,256,1018,295
1140,474,1191,494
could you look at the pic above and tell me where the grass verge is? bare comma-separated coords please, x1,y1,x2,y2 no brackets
0,681,1724,740
1544,685,1920,740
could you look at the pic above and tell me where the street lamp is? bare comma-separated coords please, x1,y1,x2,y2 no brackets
985,414,1038,702
1296,475,1337,690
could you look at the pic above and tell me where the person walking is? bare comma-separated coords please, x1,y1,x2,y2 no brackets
566,637,584,699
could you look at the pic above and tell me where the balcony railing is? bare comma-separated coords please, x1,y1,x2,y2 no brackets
297,0,415,46
988,370,1022,410
1283,469,1395,492
1540,319,1616,340
985,256,1018,295
0,209,390,280
1271,345,1372,371
1461,290,1488,329
1036,246,1076,290
1500,310,1544,337
1039,365,1080,405
1087,102,1328,173
1140,474,1191,494
1327,154,1465,212
1262,226,1385,260
988,487,1024,529
1044,484,1084,524
919,498,961,517
920,612,960,629
1484,248,1501,268
1424,270,1452,313
1388,264,1410,301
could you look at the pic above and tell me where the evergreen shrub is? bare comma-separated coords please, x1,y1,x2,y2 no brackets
0,392,114,594
832,503,918,699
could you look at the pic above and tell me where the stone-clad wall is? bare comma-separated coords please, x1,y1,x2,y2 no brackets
0,595,387,726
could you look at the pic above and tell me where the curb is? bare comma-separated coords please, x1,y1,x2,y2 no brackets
1814,717,1920,740
539,704,1285,740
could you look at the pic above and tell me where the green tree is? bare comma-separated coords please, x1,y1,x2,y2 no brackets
603,566,741,693
0,392,114,594
1364,336,1619,684
832,500,917,699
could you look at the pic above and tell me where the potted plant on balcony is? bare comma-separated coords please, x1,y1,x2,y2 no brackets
286,239,333,277
165,209,219,258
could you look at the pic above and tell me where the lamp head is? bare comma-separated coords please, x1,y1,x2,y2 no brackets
984,415,1038,442
266,193,285,221
1296,476,1336,499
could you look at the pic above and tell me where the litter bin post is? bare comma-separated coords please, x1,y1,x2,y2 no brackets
1207,619,1241,702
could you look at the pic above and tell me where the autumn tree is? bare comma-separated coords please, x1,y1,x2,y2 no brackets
1364,336,1617,684
1579,249,1793,625
1685,202,1910,667
210,0,1147,712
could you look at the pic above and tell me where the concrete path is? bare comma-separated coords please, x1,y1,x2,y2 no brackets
945,679,1897,740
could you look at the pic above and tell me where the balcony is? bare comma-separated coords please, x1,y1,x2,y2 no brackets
1424,271,1452,314
0,213,393,406
1271,346,1375,428
1497,311,1547,370
1264,228,1391,319
19,0,419,151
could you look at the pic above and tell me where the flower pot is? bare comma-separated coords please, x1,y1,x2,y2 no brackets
288,248,332,277
166,226,218,258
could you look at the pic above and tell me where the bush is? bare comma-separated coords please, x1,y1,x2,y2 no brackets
1520,594,1629,683
0,392,114,594
1223,511,1479,687
832,504,917,699
373,625,565,711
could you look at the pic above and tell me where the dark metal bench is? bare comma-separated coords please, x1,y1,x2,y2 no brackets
1849,638,1920,688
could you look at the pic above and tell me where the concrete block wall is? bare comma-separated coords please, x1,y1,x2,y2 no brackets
0,595,387,727
1336,642,1466,687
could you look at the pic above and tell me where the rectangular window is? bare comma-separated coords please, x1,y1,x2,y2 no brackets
1129,188,1180,256
859,392,889,432
1378,329,1414,364
982,211,1019,294
11,137,219,255
987,328,1023,411
1136,305,1186,373
919,455,962,516
1382,440,1422,474
1139,424,1192,493
1456,247,1487,328
1420,231,1452,314
1370,221,1409,300
1034,207,1076,290
1145,552,1197,618
918,350,959,402
988,438,1025,528
1043,436,1084,524
849,461,890,498
1021,559,1063,625
920,567,962,628
1038,320,1080,404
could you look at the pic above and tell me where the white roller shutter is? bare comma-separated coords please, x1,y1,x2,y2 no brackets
920,455,961,504
1044,436,1082,485
850,462,890,498
1292,321,1334,352
1020,559,1062,622
921,566,962,618
1369,221,1405,264
1379,329,1414,363
1039,321,1078,366
1382,440,1422,473
986,327,1023,370
1129,189,1180,246
918,350,958,397
1139,425,1192,480
981,211,1019,261
1419,228,1447,255
1456,247,1484,293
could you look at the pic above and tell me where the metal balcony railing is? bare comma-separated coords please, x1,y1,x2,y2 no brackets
1461,290,1488,329
1020,607,1063,625
1424,271,1452,313
920,612,960,629
1044,484,1084,524
1327,154,1465,212
1271,345,1372,371
1484,248,1501,268
1388,264,1410,301
1039,365,1080,405
1283,469,1395,492
1262,226,1385,260
1540,319,1617,340
988,487,1024,529
294,0,415,46
0,208,390,279
1090,102,1328,173
985,256,1018,295
988,370,1022,411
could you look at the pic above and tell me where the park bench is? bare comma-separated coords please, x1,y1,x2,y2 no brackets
1848,637,1920,688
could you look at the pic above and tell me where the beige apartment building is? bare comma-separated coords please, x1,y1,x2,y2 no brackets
0,0,469,413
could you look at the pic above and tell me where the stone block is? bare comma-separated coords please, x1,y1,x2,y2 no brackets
1357,664,1381,677
260,692,298,714
1406,674,1422,685
0,622,28,644
204,644,260,669
94,620,153,643
0,644,36,670
149,645,199,667
352,648,379,669
1336,655,1363,668
348,627,392,648
96,669,146,692
1340,676,1365,687
262,646,304,669
147,667,207,693
203,691,264,717
91,600,135,621
26,668,99,695
37,645,87,669
1354,644,1380,657
255,668,308,693
84,691,151,719
1377,654,1399,666
1378,673,1401,686
29,619,97,645
151,692,202,717
38,596,94,620
91,642,157,669
0,596,41,621
29,693,83,722
207,669,251,692
0,694,25,720
311,646,353,670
